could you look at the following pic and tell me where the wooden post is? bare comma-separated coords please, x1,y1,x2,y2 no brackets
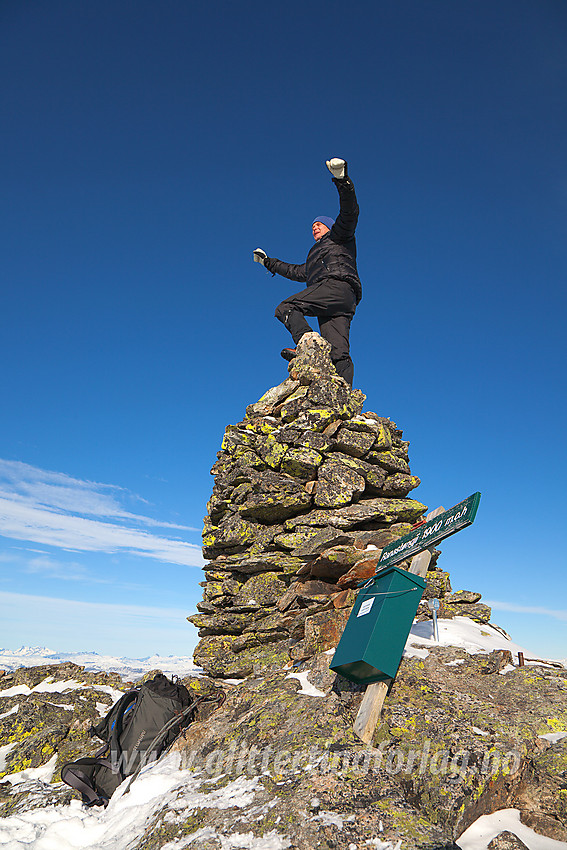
353,680,389,743
353,506,445,744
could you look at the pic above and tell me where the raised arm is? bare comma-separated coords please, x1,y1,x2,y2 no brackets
326,158,359,244
263,257,307,282
253,248,307,282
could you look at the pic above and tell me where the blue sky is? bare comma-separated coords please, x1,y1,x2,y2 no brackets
1,1,565,660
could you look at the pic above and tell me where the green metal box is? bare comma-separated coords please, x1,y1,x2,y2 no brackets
330,566,426,684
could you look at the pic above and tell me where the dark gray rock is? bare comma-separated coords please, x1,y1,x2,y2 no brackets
331,425,377,457
314,458,366,508
446,590,482,604
488,832,530,850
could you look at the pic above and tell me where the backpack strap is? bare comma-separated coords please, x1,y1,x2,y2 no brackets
60,758,113,808
90,689,138,743
105,690,139,764
122,699,199,793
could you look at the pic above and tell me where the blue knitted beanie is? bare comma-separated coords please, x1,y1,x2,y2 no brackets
312,216,335,231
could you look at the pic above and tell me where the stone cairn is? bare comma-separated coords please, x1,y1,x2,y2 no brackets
191,333,491,679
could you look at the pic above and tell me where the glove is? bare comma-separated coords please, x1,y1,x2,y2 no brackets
253,248,267,266
326,158,348,179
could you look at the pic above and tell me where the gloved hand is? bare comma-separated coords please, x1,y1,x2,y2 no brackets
326,158,348,179
253,248,267,266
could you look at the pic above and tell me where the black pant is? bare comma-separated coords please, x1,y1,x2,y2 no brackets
275,279,356,386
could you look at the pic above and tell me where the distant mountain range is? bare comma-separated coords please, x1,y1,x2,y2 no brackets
0,646,200,680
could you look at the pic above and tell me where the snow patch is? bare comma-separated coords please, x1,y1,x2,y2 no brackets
311,810,344,829
0,754,289,849
456,807,567,849
3,753,58,785
403,617,550,666
538,731,567,743
285,671,326,697
0,678,123,703
0,742,16,772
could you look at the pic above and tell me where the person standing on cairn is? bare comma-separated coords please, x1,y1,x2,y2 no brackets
253,158,362,387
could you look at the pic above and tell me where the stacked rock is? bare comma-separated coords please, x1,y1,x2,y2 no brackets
191,333,489,679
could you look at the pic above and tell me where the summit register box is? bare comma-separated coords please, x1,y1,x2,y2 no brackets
330,565,426,685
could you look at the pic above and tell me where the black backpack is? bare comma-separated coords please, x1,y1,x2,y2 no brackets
61,674,216,807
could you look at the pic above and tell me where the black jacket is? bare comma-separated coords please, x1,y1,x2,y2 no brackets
264,177,362,304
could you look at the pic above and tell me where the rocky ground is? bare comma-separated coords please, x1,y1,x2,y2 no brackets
0,648,566,848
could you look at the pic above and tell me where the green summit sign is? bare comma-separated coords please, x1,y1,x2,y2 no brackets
377,492,481,569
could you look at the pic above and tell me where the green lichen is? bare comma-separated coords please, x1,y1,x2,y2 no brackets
243,420,277,436
258,435,288,469
371,800,438,842
281,447,322,479
136,806,209,850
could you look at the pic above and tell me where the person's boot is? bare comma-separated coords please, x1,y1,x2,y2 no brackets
280,348,296,362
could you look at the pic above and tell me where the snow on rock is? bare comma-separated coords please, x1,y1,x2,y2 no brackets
538,731,567,744
160,828,292,849
285,671,326,697
456,807,567,850
403,616,555,667
0,677,124,703
3,753,58,786
0,754,290,850
0,743,16,773
311,810,344,829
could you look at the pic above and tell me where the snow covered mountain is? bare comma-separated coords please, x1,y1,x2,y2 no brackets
0,646,200,680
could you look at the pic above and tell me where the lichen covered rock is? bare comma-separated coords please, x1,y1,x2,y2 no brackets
194,332,492,683
192,333,434,679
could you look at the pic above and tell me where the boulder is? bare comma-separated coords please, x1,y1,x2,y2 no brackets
331,426,377,457
423,569,452,599
445,602,492,623
280,447,322,479
246,378,300,417
365,449,411,473
232,572,287,608
445,590,482,604
488,833,529,850
337,556,381,588
314,458,366,508
289,608,351,660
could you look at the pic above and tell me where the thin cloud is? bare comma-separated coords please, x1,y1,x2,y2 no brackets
23,555,108,583
0,590,189,621
0,459,204,568
1,550,160,592
485,599,567,623
0,459,197,530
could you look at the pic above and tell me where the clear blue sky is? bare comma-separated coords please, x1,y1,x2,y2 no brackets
1,1,565,660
